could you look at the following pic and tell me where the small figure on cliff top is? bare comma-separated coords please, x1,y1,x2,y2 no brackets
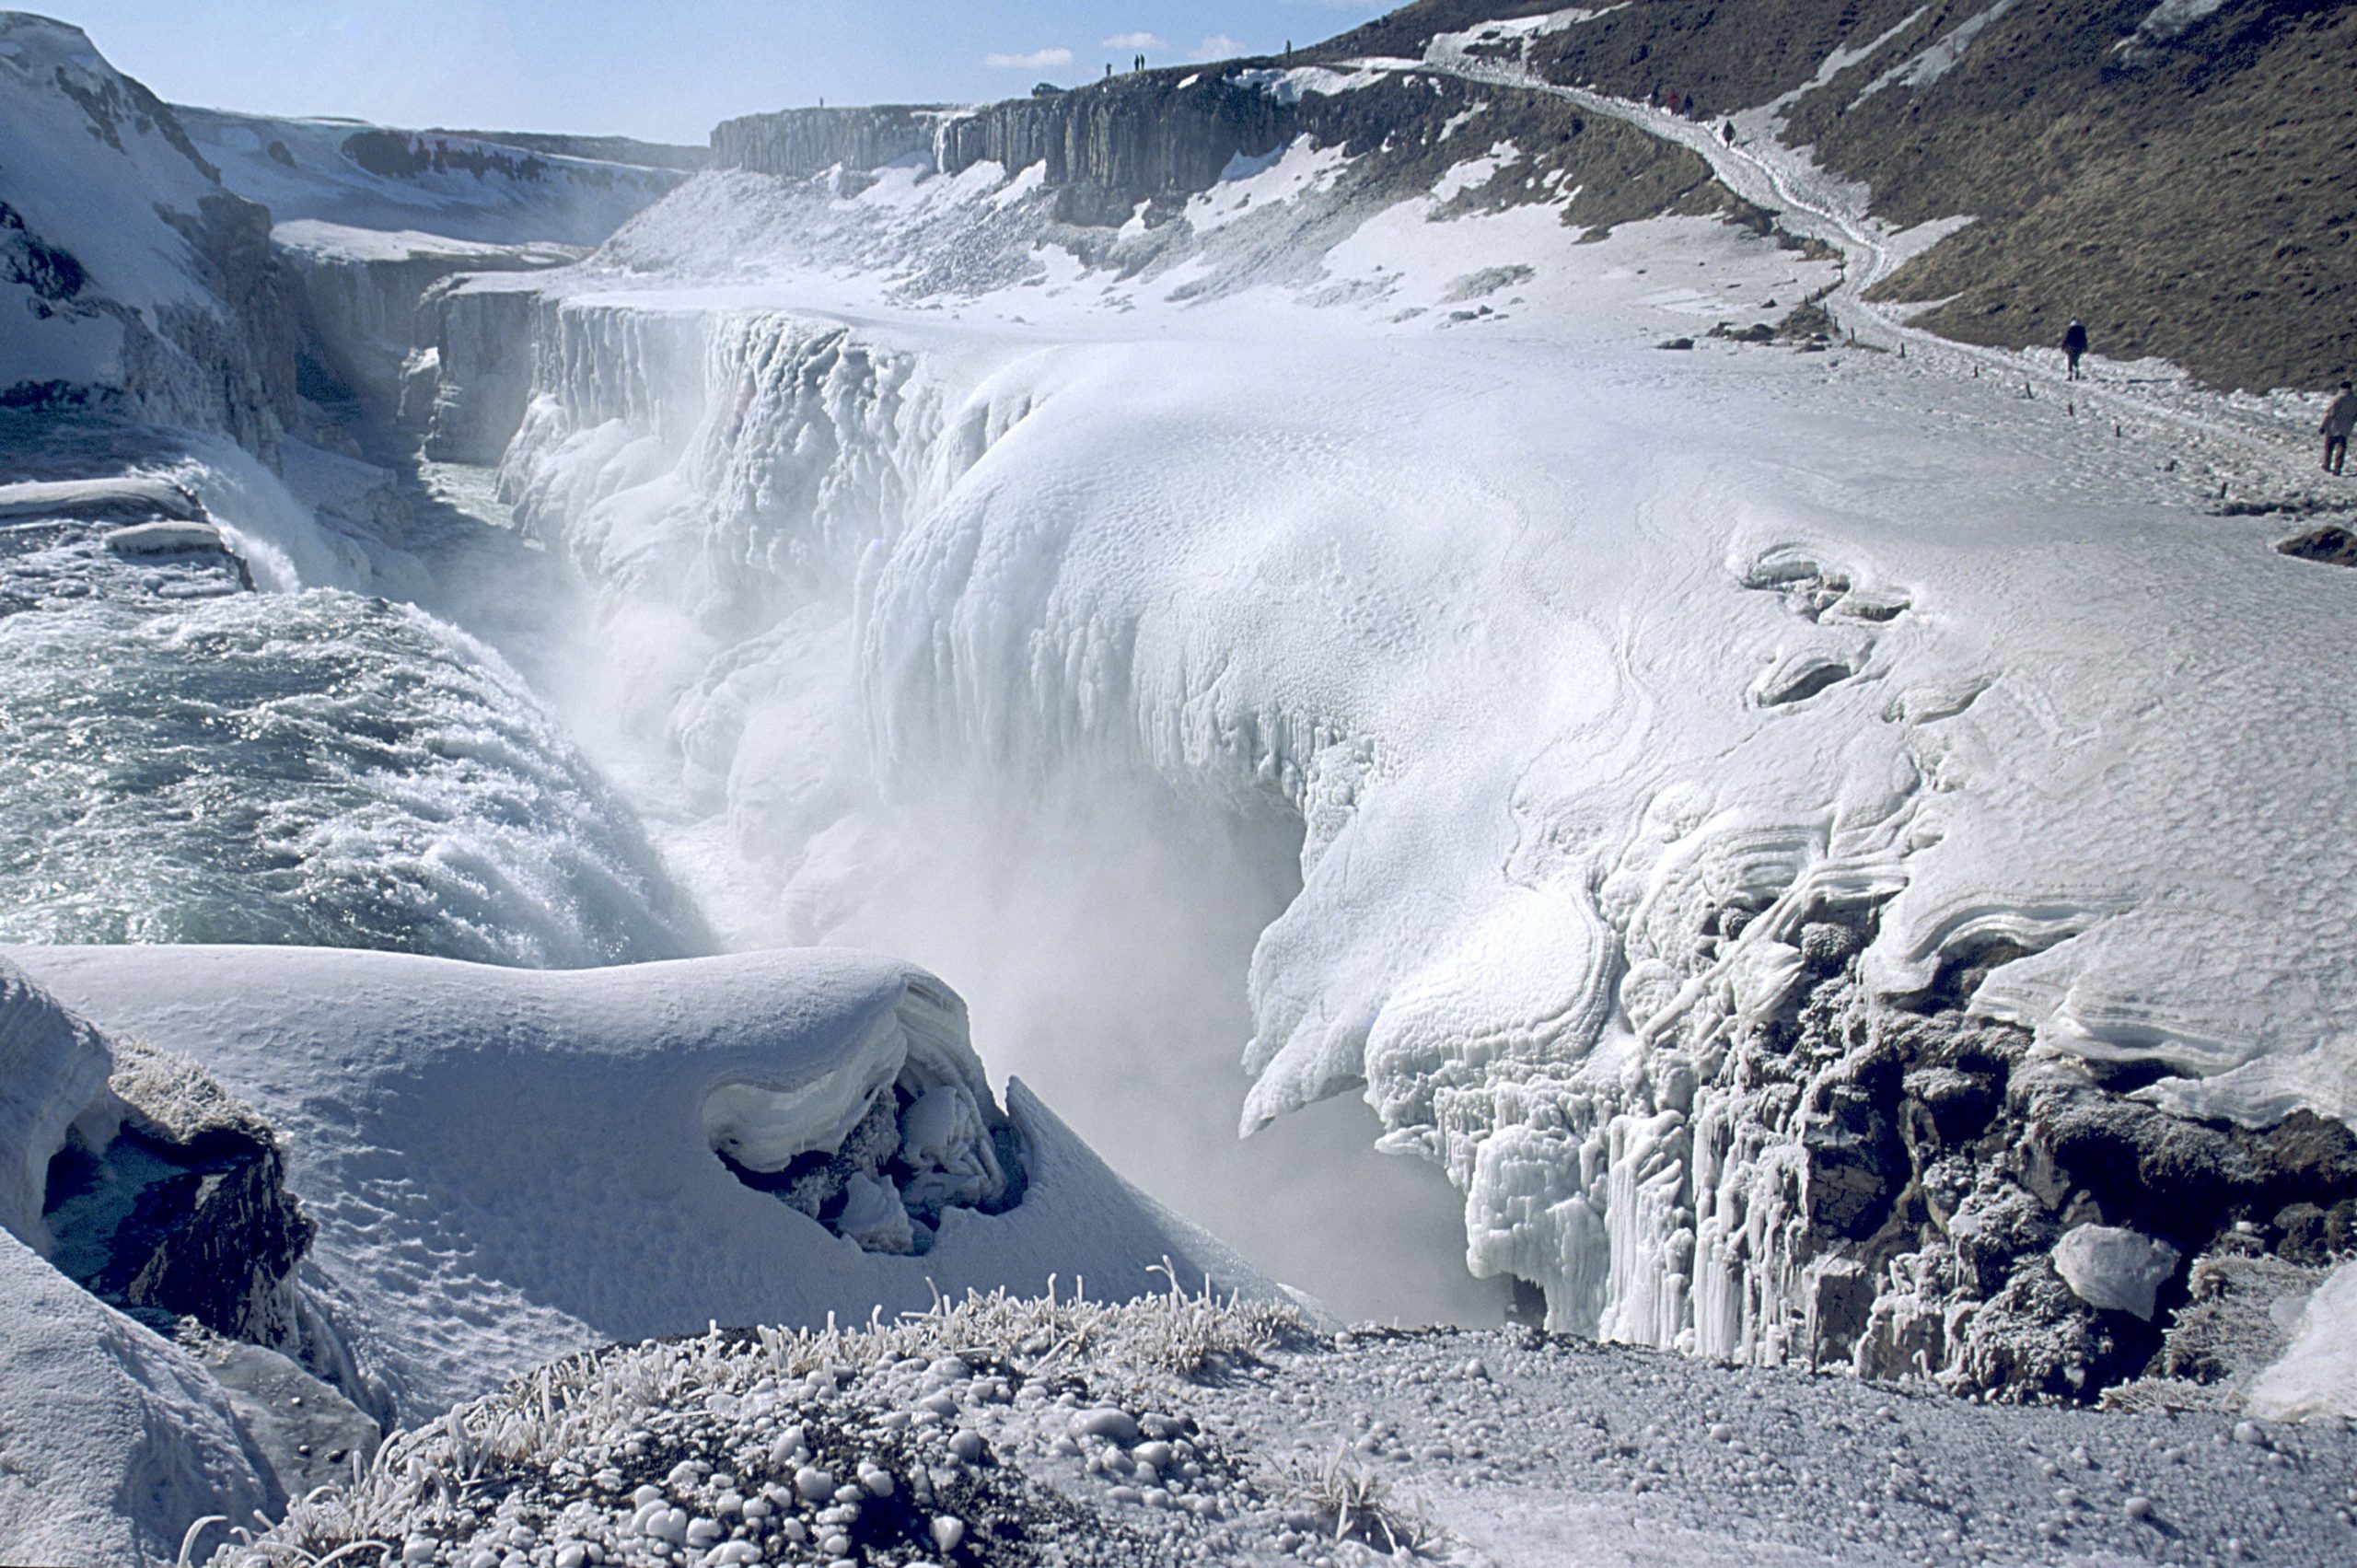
1721,122,1736,145
2062,319,2089,381
2323,380,2356,475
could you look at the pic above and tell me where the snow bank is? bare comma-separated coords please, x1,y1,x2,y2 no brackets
0,956,114,1251
2246,1260,2357,1423
15,945,1282,1424
0,1229,279,1568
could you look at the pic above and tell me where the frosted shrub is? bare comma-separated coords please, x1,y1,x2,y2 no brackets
1275,1446,1434,1555
213,1270,1306,1567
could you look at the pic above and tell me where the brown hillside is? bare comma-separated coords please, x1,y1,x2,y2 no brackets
1318,0,2356,392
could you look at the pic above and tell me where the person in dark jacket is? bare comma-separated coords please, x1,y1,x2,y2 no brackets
2061,319,2089,381
2323,381,2356,475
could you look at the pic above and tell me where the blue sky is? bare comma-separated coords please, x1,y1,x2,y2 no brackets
35,2,1392,145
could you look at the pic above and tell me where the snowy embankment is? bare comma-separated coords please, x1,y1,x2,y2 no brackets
465,57,2357,1396
0,947,1272,1567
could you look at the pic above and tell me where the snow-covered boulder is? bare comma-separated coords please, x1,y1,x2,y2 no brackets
2051,1225,2182,1321
16,945,1283,1426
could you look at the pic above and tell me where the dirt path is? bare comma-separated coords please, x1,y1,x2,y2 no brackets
1393,32,2345,512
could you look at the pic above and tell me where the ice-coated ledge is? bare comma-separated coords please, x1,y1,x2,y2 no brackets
420,82,2357,1385
12,945,1282,1425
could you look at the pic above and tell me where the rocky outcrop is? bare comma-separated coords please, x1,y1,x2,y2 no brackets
712,104,948,181
711,64,1733,233
714,78,1298,225
42,1036,315,1348
421,277,548,461
1609,908,2357,1403
280,229,578,427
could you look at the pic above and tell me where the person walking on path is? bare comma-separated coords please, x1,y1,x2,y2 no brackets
2062,319,2089,381
2323,380,2357,475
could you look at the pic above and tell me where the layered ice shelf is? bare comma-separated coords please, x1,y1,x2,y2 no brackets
449,87,2357,1377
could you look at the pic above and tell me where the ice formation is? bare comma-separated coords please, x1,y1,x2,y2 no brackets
425,45,2357,1390
2247,1260,2357,1423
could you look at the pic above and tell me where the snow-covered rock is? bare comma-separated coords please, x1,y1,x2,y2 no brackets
0,13,292,451
15,945,1283,1426
2051,1225,2181,1321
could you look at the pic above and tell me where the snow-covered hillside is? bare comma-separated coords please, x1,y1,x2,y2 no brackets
0,14,290,448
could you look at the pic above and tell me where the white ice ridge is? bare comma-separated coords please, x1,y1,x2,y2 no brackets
474,116,2356,1356
15,945,1281,1424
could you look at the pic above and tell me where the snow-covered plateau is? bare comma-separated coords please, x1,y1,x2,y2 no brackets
6,4,2357,1564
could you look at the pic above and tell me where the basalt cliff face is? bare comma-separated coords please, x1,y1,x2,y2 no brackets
711,66,1746,234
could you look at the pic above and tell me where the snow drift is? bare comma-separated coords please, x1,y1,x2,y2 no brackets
14,944,1282,1429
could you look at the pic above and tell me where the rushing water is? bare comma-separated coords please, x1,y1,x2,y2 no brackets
0,502,705,964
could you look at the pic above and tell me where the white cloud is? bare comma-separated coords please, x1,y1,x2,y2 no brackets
982,47,1074,70
1103,31,1168,52
1198,34,1248,58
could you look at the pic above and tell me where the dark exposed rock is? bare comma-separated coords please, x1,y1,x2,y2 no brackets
42,1039,314,1347
1684,894,2357,1402
2278,525,2357,567
711,105,947,182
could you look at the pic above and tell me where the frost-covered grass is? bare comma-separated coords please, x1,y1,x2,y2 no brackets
205,1295,2357,1568
213,1275,1311,1568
